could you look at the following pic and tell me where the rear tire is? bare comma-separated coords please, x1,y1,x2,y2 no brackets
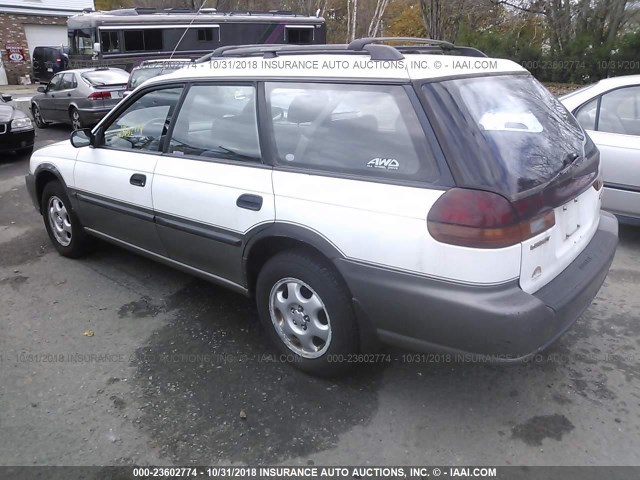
41,181,90,258
256,249,359,376
70,108,82,131
32,104,47,128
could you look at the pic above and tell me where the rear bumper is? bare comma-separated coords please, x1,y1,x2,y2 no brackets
336,212,618,360
77,107,112,126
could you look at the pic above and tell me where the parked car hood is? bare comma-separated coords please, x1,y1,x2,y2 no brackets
0,103,16,122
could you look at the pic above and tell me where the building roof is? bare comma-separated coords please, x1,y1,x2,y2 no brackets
0,0,94,17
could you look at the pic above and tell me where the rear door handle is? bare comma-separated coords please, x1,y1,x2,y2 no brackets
130,173,146,187
236,194,263,211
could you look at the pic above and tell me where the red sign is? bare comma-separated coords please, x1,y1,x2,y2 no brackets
5,45,26,63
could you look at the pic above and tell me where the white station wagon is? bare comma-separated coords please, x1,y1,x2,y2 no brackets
26,38,618,375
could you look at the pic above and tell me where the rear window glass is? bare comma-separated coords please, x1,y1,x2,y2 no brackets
422,75,586,194
266,82,439,182
129,64,187,90
82,69,129,86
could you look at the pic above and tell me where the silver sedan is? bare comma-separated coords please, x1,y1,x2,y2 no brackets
31,67,129,130
561,75,640,223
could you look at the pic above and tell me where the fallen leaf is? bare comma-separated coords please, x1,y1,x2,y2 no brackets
83,330,95,337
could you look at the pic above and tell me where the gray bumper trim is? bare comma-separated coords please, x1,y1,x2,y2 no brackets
336,212,618,359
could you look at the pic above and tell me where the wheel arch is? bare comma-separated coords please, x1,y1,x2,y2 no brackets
34,163,69,213
242,223,380,352
243,223,346,297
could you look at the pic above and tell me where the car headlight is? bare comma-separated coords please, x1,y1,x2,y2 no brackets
11,117,33,131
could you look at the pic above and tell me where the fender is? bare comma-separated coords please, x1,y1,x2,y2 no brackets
242,221,346,268
32,163,77,213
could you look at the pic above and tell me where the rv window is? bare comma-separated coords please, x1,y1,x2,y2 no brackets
101,31,120,53
286,27,313,44
124,29,163,52
197,29,213,42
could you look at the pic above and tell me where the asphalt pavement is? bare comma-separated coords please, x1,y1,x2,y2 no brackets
0,126,639,467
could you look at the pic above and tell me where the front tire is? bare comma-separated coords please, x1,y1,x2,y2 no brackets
70,108,82,130
41,181,90,258
32,104,47,128
256,250,359,376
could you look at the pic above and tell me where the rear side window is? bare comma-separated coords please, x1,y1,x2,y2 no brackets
265,82,439,182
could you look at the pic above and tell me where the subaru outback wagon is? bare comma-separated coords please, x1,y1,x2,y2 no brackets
26,38,618,375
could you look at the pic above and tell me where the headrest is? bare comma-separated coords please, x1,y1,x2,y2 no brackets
286,94,326,124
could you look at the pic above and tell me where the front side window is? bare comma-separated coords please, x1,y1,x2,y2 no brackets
598,86,640,135
48,74,63,91
266,82,438,181
74,29,95,55
102,87,184,152
168,84,261,162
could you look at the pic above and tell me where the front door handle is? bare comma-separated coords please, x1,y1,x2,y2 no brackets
236,194,263,211
130,173,146,187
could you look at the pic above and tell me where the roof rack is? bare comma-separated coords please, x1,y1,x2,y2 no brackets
195,37,486,63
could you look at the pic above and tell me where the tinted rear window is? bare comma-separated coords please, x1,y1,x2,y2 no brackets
422,75,588,195
129,64,186,89
82,69,129,86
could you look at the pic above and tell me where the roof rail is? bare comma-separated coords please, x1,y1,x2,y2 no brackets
348,37,454,50
195,37,486,63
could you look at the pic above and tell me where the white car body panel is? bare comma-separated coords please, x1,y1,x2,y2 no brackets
273,171,522,285
153,157,275,234
74,148,158,209
29,141,78,183
520,186,601,294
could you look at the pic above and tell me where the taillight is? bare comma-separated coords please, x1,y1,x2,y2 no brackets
427,188,555,249
88,91,112,100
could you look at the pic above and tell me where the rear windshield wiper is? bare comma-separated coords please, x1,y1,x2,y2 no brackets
547,152,583,186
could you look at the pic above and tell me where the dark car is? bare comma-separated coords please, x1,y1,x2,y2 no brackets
32,46,70,84
0,93,35,156
124,58,193,96
31,67,129,130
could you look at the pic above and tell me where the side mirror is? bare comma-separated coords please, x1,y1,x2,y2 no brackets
1,94,12,102
70,128,93,148
37,86,46,93
93,42,101,54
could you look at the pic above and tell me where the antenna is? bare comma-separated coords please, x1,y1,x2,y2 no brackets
169,0,208,60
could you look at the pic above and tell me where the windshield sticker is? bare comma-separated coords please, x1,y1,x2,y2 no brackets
367,157,399,170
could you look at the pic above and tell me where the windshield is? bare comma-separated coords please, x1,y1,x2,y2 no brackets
422,74,590,195
82,69,129,86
